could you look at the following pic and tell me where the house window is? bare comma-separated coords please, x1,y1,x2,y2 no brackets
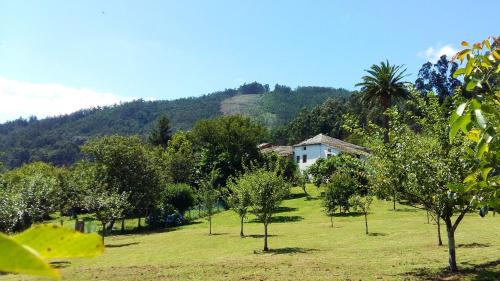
296,156,300,163
303,146,307,150
327,154,332,158
302,154,307,163
327,148,331,152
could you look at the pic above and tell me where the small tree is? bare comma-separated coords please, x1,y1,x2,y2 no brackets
85,189,129,243
246,169,290,251
226,176,252,237
198,169,219,235
323,184,338,228
161,183,195,215
349,195,373,234
148,115,172,148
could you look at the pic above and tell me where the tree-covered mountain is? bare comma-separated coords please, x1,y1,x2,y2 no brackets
0,82,351,169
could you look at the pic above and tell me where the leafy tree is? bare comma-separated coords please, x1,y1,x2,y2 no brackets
415,55,462,102
349,195,373,235
323,184,338,228
226,175,252,237
191,115,266,188
85,188,129,242
81,135,161,228
356,60,409,143
449,37,499,213
163,131,197,184
246,169,290,251
323,171,358,214
307,154,367,191
148,115,173,148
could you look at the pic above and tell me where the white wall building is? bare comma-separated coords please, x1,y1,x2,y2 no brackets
292,134,369,171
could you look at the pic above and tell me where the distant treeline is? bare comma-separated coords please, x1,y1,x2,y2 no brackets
0,82,350,169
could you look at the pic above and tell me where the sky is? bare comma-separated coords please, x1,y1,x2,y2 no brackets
0,0,497,123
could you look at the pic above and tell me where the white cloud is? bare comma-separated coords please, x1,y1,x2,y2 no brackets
0,76,134,123
417,44,458,63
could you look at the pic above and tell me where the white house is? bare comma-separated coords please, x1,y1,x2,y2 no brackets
292,134,369,171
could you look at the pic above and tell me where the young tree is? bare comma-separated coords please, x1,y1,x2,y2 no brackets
198,169,220,235
246,169,290,251
323,184,338,228
226,175,252,237
323,171,358,214
349,195,373,235
148,115,172,148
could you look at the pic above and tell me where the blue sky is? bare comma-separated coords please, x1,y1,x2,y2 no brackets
0,0,497,122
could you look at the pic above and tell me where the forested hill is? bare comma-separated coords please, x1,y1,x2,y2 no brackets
0,82,351,169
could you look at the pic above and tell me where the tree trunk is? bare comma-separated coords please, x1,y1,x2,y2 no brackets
101,221,106,243
381,96,391,144
444,217,458,272
437,216,443,246
426,211,430,224
330,216,333,228
137,217,141,228
364,212,368,235
263,223,269,252
209,216,212,235
60,210,64,226
240,216,244,237
121,218,125,233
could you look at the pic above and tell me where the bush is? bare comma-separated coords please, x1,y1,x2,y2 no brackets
161,184,195,215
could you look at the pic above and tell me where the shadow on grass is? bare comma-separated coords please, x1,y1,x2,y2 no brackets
249,216,304,223
50,261,71,269
403,259,500,281
208,232,228,236
392,208,418,212
245,234,277,238
458,242,490,248
274,206,298,213
107,221,202,237
254,247,318,255
368,232,387,237
106,242,140,248
287,193,307,199
332,212,364,217
306,196,321,201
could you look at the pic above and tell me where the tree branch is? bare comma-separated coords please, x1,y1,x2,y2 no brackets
453,206,470,232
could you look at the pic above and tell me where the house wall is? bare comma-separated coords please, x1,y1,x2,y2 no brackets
293,144,340,171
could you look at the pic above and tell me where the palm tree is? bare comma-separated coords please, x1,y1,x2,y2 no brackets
356,60,409,143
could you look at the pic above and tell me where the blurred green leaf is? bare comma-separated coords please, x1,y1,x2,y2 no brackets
0,233,59,279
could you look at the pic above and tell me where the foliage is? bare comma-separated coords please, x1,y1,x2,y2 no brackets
356,60,409,143
449,37,499,212
323,171,358,214
197,169,220,235
190,115,266,188
307,154,367,190
245,169,290,251
415,55,462,102
0,83,348,169
349,195,373,234
259,152,299,183
160,183,195,215
147,115,172,148
226,174,252,237
81,135,161,219
163,131,197,184
0,225,103,279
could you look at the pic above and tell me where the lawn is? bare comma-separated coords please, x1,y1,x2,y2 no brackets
2,186,499,281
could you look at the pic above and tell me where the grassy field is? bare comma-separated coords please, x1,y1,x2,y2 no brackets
3,186,499,281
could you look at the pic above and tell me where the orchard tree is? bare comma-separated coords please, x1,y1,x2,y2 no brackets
226,175,252,237
246,169,290,251
82,135,161,228
198,169,220,235
449,37,499,213
323,184,338,228
323,171,358,214
349,195,373,235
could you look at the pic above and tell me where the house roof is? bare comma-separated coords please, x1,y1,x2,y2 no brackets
293,134,370,156
261,145,293,157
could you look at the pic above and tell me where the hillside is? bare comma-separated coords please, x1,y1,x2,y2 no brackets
0,83,350,169
1,186,498,281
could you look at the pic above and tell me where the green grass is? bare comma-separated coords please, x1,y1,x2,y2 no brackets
2,186,499,280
